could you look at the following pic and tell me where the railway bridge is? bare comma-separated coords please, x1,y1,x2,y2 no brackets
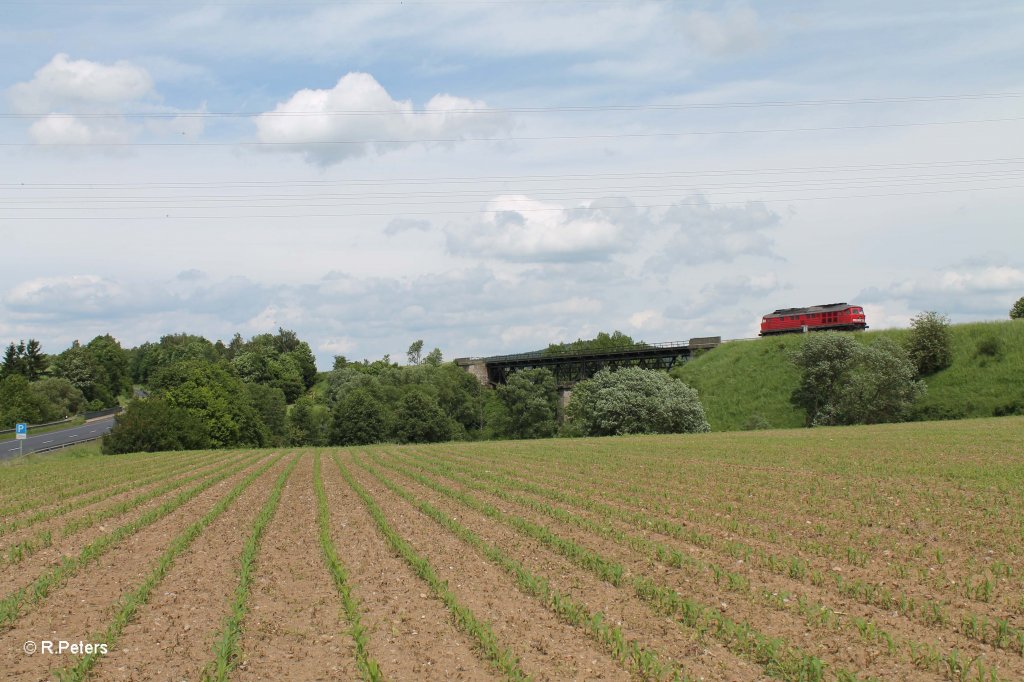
455,336,721,389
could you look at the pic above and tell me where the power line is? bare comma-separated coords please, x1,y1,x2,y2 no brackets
3,169,1021,204
0,184,1016,220
4,156,1022,189
1,116,1020,147
4,92,1022,119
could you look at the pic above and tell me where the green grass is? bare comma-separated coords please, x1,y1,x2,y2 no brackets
672,319,1024,431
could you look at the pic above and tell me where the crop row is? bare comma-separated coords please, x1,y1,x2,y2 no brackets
432,447,1024,615
406,447,1024,656
380,449,1017,681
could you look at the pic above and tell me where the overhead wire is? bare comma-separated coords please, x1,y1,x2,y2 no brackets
2,92,1022,119
0,115,1021,147
4,156,1023,189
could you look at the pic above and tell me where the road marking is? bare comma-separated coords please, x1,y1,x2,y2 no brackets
43,439,53,443
89,429,96,433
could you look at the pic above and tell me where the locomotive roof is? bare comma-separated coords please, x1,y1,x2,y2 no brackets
767,302,852,316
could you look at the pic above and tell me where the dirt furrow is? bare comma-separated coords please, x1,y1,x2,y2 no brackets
0,453,257,599
0,452,243,561
233,454,359,681
0,452,275,679
354,455,756,682
408,462,947,681
83,454,290,682
321,452,504,681
0,451,214,523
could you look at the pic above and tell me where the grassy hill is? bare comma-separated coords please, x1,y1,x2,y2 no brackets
672,319,1024,432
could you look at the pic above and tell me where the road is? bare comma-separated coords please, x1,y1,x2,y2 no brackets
0,417,116,461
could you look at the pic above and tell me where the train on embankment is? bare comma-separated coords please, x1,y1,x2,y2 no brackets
759,302,867,336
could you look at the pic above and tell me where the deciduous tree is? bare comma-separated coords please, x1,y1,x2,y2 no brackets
566,368,709,436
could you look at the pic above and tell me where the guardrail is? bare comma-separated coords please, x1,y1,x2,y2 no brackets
31,432,105,454
84,406,123,420
0,416,73,435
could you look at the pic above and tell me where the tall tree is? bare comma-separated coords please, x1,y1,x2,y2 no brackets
496,368,559,439
24,339,48,380
407,339,424,365
1,342,21,378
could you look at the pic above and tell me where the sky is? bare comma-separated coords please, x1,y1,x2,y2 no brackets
1,0,1022,369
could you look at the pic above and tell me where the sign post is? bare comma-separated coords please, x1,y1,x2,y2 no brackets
15,423,26,456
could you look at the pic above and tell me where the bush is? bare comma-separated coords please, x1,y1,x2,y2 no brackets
566,368,709,436
287,395,330,446
993,400,1024,417
392,390,452,443
906,311,952,376
975,336,1002,359
152,360,268,447
246,383,288,446
791,333,925,426
330,388,387,446
496,368,559,439
102,398,210,454
28,377,86,422
1011,296,1024,320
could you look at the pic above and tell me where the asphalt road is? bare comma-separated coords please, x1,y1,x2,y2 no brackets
0,417,115,461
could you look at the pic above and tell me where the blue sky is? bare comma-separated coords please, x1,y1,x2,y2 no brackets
1,1,1022,367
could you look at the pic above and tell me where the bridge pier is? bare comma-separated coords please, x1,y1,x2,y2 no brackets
454,358,490,386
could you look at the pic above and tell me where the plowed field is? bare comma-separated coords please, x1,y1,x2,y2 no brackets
1,416,1023,681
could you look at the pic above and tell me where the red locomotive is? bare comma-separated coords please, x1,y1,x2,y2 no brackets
759,302,867,336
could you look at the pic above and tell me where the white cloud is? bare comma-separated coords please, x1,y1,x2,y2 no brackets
6,275,132,315
254,72,509,165
682,7,765,57
859,264,1024,318
9,54,206,144
28,113,138,145
446,195,633,262
628,309,665,331
8,53,154,113
320,337,357,355
384,217,433,236
648,196,781,270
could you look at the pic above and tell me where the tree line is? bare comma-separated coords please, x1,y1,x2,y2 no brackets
3,304,995,452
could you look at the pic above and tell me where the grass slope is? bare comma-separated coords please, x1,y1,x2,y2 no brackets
672,319,1024,432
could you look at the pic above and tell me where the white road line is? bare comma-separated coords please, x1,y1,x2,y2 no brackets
43,439,53,443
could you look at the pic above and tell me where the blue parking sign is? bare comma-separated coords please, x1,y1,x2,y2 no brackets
15,423,27,439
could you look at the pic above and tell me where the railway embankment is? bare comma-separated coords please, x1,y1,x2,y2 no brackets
672,319,1024,431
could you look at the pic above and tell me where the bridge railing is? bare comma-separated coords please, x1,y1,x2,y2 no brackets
483,340,692,364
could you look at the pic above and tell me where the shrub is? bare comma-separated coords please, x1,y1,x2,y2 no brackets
330,388,387,446
792,333,925,426
392,390,452,443
975,336,1002,359
1010,296,1024,320
906,311,952,376
565,367,709,436
102,398,210,454
496,368,559,439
